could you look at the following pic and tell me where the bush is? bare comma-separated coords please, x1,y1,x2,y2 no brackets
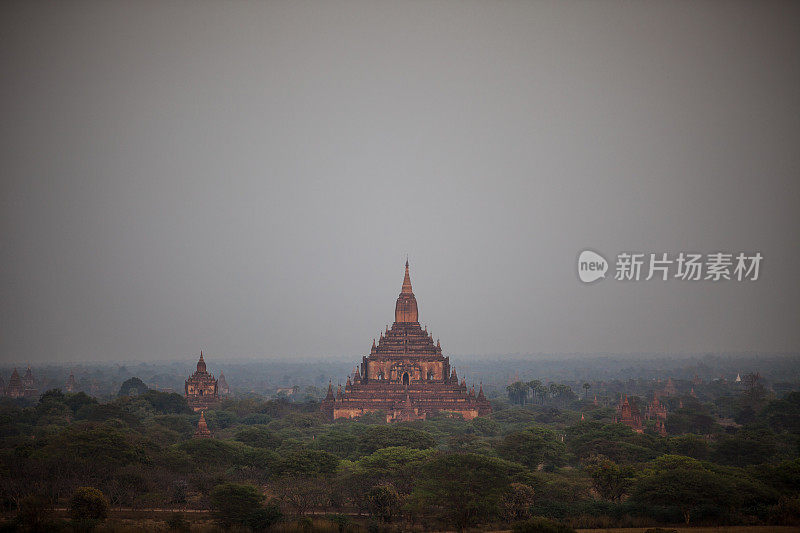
68,487,109,521
246,501,283,530
165,512,191,532
209,483,264,527
513,517,577,533
15,494,54,532
366,483,401,522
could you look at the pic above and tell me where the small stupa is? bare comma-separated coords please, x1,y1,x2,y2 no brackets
194,411,212,439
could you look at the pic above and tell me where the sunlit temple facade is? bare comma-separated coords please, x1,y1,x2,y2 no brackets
322,261,491,422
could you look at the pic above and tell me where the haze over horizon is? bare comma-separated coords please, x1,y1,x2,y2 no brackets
2,2,799,364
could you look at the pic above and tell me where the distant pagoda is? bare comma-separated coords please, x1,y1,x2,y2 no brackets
615,394,644,433
322,261,491,422
65,370,77,393
218,371,230,397
185,352,220,411
194,411,212,438
5,367,38,399
5,369,22,398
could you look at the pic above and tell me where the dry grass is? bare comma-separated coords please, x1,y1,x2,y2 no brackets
576,527,799,533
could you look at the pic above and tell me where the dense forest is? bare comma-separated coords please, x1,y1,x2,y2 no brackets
0,368,798,532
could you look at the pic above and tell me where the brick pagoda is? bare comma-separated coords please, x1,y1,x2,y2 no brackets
322,261,491,422
185,352,220,411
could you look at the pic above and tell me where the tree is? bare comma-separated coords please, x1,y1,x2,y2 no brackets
760,391,800,433
117,377,148,398
69,487,109,521
357,425,436,454
583,457,634,502
549,383,577,407
64,391,97,414
500,482,536,521
535,384,549,405
140,390,191,414
209,483,264,527
15,494,54,533
271,475,328,516
496,427,566,469
743,372,765,402
527,380,542,404
632,468,734,524
669,434,709,460
582,383,591,400
507,382,530,405
410,453,527,529
664,405,716,435
711,428,778,467
246,501,282,530
366,483,401,522
273,445,339,476
235,426,281,449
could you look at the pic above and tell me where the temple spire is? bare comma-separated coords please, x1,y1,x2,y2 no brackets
402,260,413,294
395,260,419,323
194,410,212,438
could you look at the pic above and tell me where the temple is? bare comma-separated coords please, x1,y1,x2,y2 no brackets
615,394,644,433
322,261,491,422
185,352,220,411
646,396,668,436
616,394,669,436
194,411,212,438
4,367,38,399
218,371,231,397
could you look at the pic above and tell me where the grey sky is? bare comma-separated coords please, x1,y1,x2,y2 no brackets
1,1,799,363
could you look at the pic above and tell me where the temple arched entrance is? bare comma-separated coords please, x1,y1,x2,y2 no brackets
402,372,410,386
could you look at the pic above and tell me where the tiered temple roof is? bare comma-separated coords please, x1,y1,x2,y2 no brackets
5,367,37,399
194,411,212,438
616,394,644,433
185,352,220,411
617,394,669,436
6,369,22,398
322,261,491,422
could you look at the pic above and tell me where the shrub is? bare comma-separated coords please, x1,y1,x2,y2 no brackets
15,494,54,532
501,483,536,521
366,483,401,522
209,483,263,527
513,517,577,533
165,512,191,532
68,487,109,521
246,501,283,530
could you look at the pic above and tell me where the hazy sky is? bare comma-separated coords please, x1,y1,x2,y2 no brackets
1,1,799,363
